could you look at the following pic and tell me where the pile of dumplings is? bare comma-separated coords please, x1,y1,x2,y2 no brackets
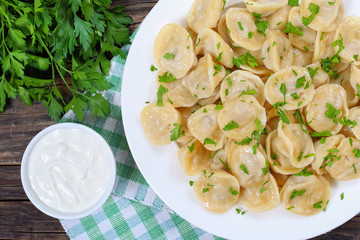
140,0,360,216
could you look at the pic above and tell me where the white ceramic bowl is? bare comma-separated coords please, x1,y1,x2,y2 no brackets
21,123,116,219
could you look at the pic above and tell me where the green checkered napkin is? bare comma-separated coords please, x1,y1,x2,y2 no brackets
59,32,223,239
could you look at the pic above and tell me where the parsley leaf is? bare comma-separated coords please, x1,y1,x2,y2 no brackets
223,121,239,131
282,22,304,36
163,53,175,60
290,189,306,199
170,123,182,141
157,85,168,106
288,0,299,6
240,164,249,175
158,72,176,82
302,3,320,26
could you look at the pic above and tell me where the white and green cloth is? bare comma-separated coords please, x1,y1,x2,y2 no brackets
59,32,223,239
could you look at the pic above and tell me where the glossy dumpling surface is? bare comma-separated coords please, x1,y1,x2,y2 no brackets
280,175,330,216
140,102,181,145
218,95,266,140
193,170,240,213
153,23,195,79
245,0,287,17
238,174,280,212
265,66,315,110
306,84,349,135
187,0,223,33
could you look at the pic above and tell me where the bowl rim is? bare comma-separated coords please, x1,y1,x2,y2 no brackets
20,122,116,220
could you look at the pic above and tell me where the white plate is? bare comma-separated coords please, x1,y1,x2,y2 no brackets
121,1,360,239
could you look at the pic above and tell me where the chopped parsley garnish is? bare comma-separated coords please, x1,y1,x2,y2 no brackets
313,200,323,209
273,102,290,124
282,22,304,36
290,189,306,199
203,108,208,113
354,55,359,61
158,72,176,82
292,69,298,76
227,78,233,86
353,163,357,174
297,152,304,162
328,1,335,5
350,138,353,147
321,148,340,169
238,137,252,146
302,3,320,26
238,21,244,31
291,92,300,99
254,118,263,132
233,52,259,68
259,180,268,193
239,88,258,97
225,89,229,96
145,101,150,104
293,110,309,134
280,83,287,102
163,53,174,60
214,63,222,72
187,142,195,152
287,206,295,210
157,85,168,106
229,187,239,195
248,32,254,39
337,116,357,128
219,158,231,171
295,76,306,88
261,160,270,175
189,181,194,186
277,21,282,25
255,19,269,36
170,123,182,141
222,0,226,9
353,149,360,158
272,41,277,47
252,142,260,154
240,164,249,175
202,188,209,193
215,52,223,62
223,121,239,131
271,153,277,160
356,84,360,98
325,103,340,122
195,38,201,47
214,103,224,110
311,131,332,138
210,149,220,159
294,168,314,177
303,46,309,52
304,153,315,158
252,12,262,20
323,200,329,212
150,65,158,71
288,0,299,6
308,67,319,79
217,42,221,50
203,138,217,146
341,193,344,200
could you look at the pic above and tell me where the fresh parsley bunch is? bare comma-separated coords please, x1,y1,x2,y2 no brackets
0,0,132,121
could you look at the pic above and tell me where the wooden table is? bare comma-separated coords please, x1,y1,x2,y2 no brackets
0,1,359,239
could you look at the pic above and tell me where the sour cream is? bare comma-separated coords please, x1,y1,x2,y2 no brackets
27,127,111,214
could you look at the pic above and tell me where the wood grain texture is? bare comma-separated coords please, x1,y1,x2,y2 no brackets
0,0,359,239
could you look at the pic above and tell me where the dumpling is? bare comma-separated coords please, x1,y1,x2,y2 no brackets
331,67,359,107
178,139,211,176
245,0,287,17
187,104,227,151
266,120,315,174
193,170,240,213
217,95,266,140
325,137,360,181
140,102,182,145
198,85,221,106
300,0,344,32
350,65,360,99
291,47,313,67
306,84,349,135
217,14,231,45
288,7,317,52
157,72,198,108
225,8,266,51
306,62,330,88
210,149,229,171
312,31,335,63
220,70,265,105
176,106,199,144
312,134,345,175
262,30,293,72
280,175,330,216
349,107,360,140
182,54,225,99
195,28,234,68
264,66,315,110
335,17,360,65
228,142,270,188
187,0,223,33
238,174,280,212
267,5,291,31
153,23,195,79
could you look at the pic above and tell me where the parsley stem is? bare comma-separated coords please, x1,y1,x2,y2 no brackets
3,0,24,16
0,5,13,26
